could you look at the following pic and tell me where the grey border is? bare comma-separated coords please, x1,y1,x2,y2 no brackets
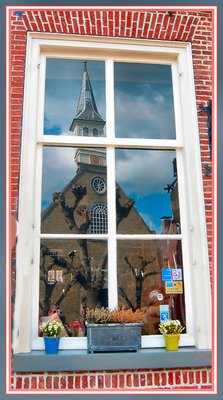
2,0,222,399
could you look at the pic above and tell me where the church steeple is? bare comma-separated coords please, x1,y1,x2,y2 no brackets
69,61,106,135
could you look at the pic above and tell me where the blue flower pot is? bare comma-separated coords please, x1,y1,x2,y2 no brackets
44,337,60,354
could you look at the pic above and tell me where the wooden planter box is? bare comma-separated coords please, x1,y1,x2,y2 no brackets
85,322,142,353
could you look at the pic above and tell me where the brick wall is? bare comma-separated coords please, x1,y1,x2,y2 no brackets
8,7,214,393
13,368,212,391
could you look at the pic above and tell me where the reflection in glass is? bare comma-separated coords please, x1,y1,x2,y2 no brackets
114,62,175,139
41,146,107,234
41,147,107,234
117,240,185,335
44,59,106,136
39,239,108,337
115,149,180,234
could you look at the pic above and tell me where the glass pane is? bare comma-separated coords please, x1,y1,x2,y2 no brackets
41,146,107,234
114,62,175,139
117,240,186,335
116,149,180,234
44,59,106,136
39,239,108,337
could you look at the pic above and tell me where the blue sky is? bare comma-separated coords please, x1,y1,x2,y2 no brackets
42,59,178,232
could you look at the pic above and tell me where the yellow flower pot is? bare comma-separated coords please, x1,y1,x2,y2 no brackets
164,333,180,351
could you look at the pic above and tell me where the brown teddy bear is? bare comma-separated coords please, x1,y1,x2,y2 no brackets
142,288,172,335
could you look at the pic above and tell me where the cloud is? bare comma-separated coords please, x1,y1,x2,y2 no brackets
42,147,77,209
115,90,175,139
116,149,175,197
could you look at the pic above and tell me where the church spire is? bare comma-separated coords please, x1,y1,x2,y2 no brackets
69,61,105,134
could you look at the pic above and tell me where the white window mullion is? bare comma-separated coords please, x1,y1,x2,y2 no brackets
105,59,118,309
105,59,115,139
107,148,118,309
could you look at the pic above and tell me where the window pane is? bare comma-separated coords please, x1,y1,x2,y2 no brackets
114,62,175,139
117,240,186,335
41,146,107,234
116,149,180,234
39,239,108,337
44,59,106,136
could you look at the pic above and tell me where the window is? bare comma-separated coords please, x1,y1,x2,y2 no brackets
83,127,89,136
90,203,108,234
13,34,211,353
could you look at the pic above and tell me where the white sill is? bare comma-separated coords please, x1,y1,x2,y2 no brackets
13,347,212,372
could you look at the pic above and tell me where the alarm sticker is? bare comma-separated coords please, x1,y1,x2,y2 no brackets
165,281,183,294
162,268,182,282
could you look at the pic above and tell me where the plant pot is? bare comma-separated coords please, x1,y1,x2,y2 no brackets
85,322,142,353
164,333,180,351
44,337,60,354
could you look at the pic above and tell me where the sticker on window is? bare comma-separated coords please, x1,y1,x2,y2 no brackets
165,281,183,294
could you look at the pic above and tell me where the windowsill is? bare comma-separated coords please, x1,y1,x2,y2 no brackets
13,347,212,372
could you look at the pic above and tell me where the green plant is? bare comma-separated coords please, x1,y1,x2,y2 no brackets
86,306,146,324
159,319,185,335
41,320,63,337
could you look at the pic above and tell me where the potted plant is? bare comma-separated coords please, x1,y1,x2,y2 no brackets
159,319,185,351
41,320,63,354
85,307,146,353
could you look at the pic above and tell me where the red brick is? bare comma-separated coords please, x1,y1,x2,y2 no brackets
38,376,45,389
154,372,160,386
46,376,52,389
15,377,22,389
105,374,111,388
75,375,81,389
189,371,195,384
201,370,207,383
68,375,74,389
60,376,67,389
82,375,88,389
23,377,30,389
147,372,153,386
133,373,139,387
31,376,37,389
98,375,104,389
89,375,96,388
119,374,125,388
175,371,181,385
168,372,174,385
161,372,167,386
53,376,59,389
126,374,132,387
140,373,146,386
112,374,118,388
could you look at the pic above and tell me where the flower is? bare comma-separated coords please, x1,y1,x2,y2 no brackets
41,320,63,337
159,319,185,335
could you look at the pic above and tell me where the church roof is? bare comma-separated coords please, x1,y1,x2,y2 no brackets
69,62,105,131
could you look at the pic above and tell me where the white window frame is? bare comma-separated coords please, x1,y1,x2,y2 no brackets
12,33,211,353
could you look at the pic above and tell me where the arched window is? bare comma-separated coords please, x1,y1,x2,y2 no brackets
83,127,89,136
93,128,98,136
90,203,107,234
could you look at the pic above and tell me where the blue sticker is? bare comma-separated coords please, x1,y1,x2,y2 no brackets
162,269,172,281
162,268,183,281
160,305,169,323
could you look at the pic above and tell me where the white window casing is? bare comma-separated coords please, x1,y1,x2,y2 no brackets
12,33,211,353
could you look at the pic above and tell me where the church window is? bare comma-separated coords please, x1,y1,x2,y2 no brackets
91,177,107,194
12,34,211,355
83,127,89,136
90,204,108,234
